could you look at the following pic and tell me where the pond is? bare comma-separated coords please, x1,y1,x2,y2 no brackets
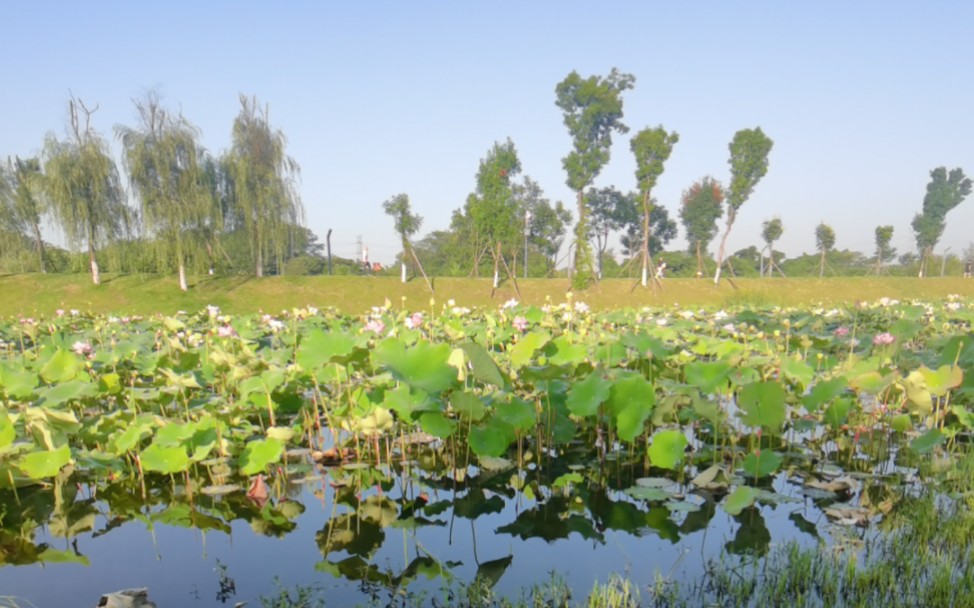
0,297,972,605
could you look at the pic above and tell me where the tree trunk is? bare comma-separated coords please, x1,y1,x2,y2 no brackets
713,211,736,284
178,262,188,291
89,242,100,286
640,193,651,288
493,242,501,289
819,249,825,277
32,222,46,273
695,241,703,276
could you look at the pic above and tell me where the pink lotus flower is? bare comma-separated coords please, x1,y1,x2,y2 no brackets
365,319,386,334
512,316,529,332
217,325,236,338
872,332,895,346
834,326,850,337
405,312,423,330
71,341,93,357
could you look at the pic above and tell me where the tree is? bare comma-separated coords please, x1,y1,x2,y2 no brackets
515,177,571,277
43,97,130,285
815,222,836,277
462,139,522,286
116,92,214,291
620,202,677,260
382,193,423,283
630,126,679,287
0,156,47,272
679,177,724,276
873,225,896,274
760,217,784,277
224,94,303,277
586,186,632,279
911,167,971,277
555,68,635,289
714,128,773,284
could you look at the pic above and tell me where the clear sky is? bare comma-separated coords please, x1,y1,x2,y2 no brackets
4,2,974,265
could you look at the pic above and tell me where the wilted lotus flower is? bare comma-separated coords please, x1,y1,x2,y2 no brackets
512,316,529,332
872,332,895,346
834,326,850,337
365,319,386,334
71,341,93,357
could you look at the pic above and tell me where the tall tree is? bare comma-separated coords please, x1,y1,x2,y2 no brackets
873,225,896,275
1,157,48,272
586,186,632,279
463,139,522,287
815,222,836,277
630,126,679,287
714,128,773,284
382,193,423,283
760,217,783,277
555,68,635,289
116,93,213,291
43,97,129,285
225,94,303,277
679,177,724,276
911,167,971,277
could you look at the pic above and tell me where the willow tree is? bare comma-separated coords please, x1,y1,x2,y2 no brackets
382,193,423,283
631,126,679,287
43,98,129,285
760,217,783,277
1,157,47,272
815,222,835,277
714,128,773,284
680,177,724,276
225,95,303,277
555,68,635,289
117,93,213,291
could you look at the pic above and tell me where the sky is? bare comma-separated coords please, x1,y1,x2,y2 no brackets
4,2,974,266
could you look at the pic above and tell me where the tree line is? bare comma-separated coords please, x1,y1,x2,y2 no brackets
2,73,971,289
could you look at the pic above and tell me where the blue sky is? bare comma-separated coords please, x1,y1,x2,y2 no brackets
5,2,974,265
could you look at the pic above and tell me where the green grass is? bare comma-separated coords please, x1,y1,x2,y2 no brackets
2,272,974,317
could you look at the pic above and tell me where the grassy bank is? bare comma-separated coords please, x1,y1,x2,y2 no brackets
1,272,973,317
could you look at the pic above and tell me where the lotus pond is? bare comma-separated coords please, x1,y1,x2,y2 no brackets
1,295,974,606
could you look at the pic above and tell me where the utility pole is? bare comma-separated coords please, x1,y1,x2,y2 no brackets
326,229,333,275
524,209,531,279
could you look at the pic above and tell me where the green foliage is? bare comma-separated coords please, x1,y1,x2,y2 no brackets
43,97,131,283
680,177,724,272
224,94,304,277
556,68,635,288
726,127,774,215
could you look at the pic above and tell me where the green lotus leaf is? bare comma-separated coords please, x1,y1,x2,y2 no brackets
920,365,963,397
780,357,814,390
460,342,507,388
40,349,81,384
508,331,550,368
0,364,38,399
450,391,486,422
17,444,72,479
741,450,783,478
802,376,848,413
296,328,357,369
468,417,515,458
239,437,284,475
685,361,732,395
738,381,787,430
723,485,758,516
545,335,587,367
648,429,688,470
140,443,190,474
419,412,456,439
910,428,944,454
494,398,536,433
566,372,612,417
606,372,655,443
373,338,457,394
